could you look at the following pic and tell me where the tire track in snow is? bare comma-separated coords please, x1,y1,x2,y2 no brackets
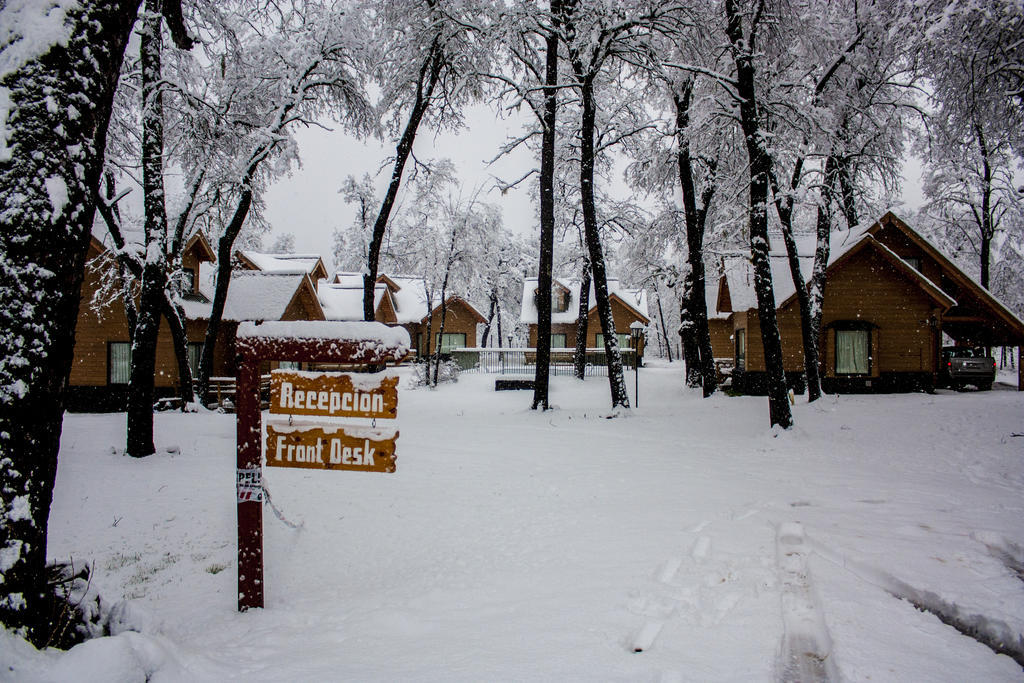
811,532,1024,670
775,522,839,682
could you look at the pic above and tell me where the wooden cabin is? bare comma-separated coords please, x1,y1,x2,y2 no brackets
67,236,325,410
322,273,487,357
519,277,650,352
711,212,1024,394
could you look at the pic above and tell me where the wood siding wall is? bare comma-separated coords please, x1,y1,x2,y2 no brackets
708,318,733,359
738,248,938,376
71,256,192,388
527,298,647,348
407,301,480,356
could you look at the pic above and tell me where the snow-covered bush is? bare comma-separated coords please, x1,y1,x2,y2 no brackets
410,358,460,387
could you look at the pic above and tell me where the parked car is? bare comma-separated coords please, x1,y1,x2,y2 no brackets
939,346,996,390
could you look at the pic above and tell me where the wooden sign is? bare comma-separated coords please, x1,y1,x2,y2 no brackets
270,370,398,420
266,424,398,473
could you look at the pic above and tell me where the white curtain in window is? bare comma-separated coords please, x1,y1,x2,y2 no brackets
110,343,131,384
550,333,567,348
436,333,466,353
836,330,869,374
595,333,631,348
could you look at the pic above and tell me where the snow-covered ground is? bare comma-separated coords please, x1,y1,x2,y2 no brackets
4,361,1024,681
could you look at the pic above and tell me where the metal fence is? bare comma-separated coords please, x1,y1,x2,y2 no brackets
449,347,635,377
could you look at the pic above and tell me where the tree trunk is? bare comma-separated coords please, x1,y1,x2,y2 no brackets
976,121,994,290
496,299,504,348
575,71,629,408
835,155,858,229
655,286,672,362
196,183,254,401
432,248,455,386
573,259,591,379
808,200,832,390
163,298,195,406
679,273,702,387
127,0,170,458
674,83,716,397
0,0,143,645
432,294,449,387
768,164,821,403
482,292,497,347
532,0,561,411
725,0,793,428
363,39,443,321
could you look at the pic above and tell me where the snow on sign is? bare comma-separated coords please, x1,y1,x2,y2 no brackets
234,321,410,611
266,424,398,473
269,370,398,419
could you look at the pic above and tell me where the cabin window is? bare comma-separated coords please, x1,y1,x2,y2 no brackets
550,333,567,348
535,288,570,313
554,289,570,313
903,257,921,272
836,329,870,374
108,342,132,384
595,333,631,349
188,343,203,376
181,268,196,293
277,360,300,370
735,329,746,370
435,332,466,354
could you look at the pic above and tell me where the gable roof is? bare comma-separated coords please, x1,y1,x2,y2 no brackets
236,251,328,281
318,282,394,322
424,296,488,325
715,211,1024,344
327,273,485,325
183,232,216,264
868,211,1024,340
519,276,650,325
719,219,954,312
774,234,956,311
184,271,324,322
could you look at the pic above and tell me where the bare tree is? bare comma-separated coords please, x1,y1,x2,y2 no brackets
557,0,684,409
196,3,372,399
361,0,490,322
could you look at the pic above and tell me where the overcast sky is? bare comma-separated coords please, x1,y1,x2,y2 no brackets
263,104,926,273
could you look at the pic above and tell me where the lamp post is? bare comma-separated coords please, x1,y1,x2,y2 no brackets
630,321,644,407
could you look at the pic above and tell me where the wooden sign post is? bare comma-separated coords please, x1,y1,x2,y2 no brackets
234,321,409,612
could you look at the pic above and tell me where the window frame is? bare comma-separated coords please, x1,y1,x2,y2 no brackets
735,328,746,370
181,267,196,294
550,333,567,348
830,321,875,376
594,332,631,349
187,342,204,377
435,332,467,354
108,341,132,385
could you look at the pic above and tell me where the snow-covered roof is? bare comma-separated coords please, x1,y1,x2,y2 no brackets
719,220,962,315
184,272,316,322
238,251,326,278
871,212,1024,333
381,275,431,324
519,277,650,325
319,283,389,321
707,278,729,320
236,320,410,349
331,272,445,324
332,272,366,288
721,225,876,311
